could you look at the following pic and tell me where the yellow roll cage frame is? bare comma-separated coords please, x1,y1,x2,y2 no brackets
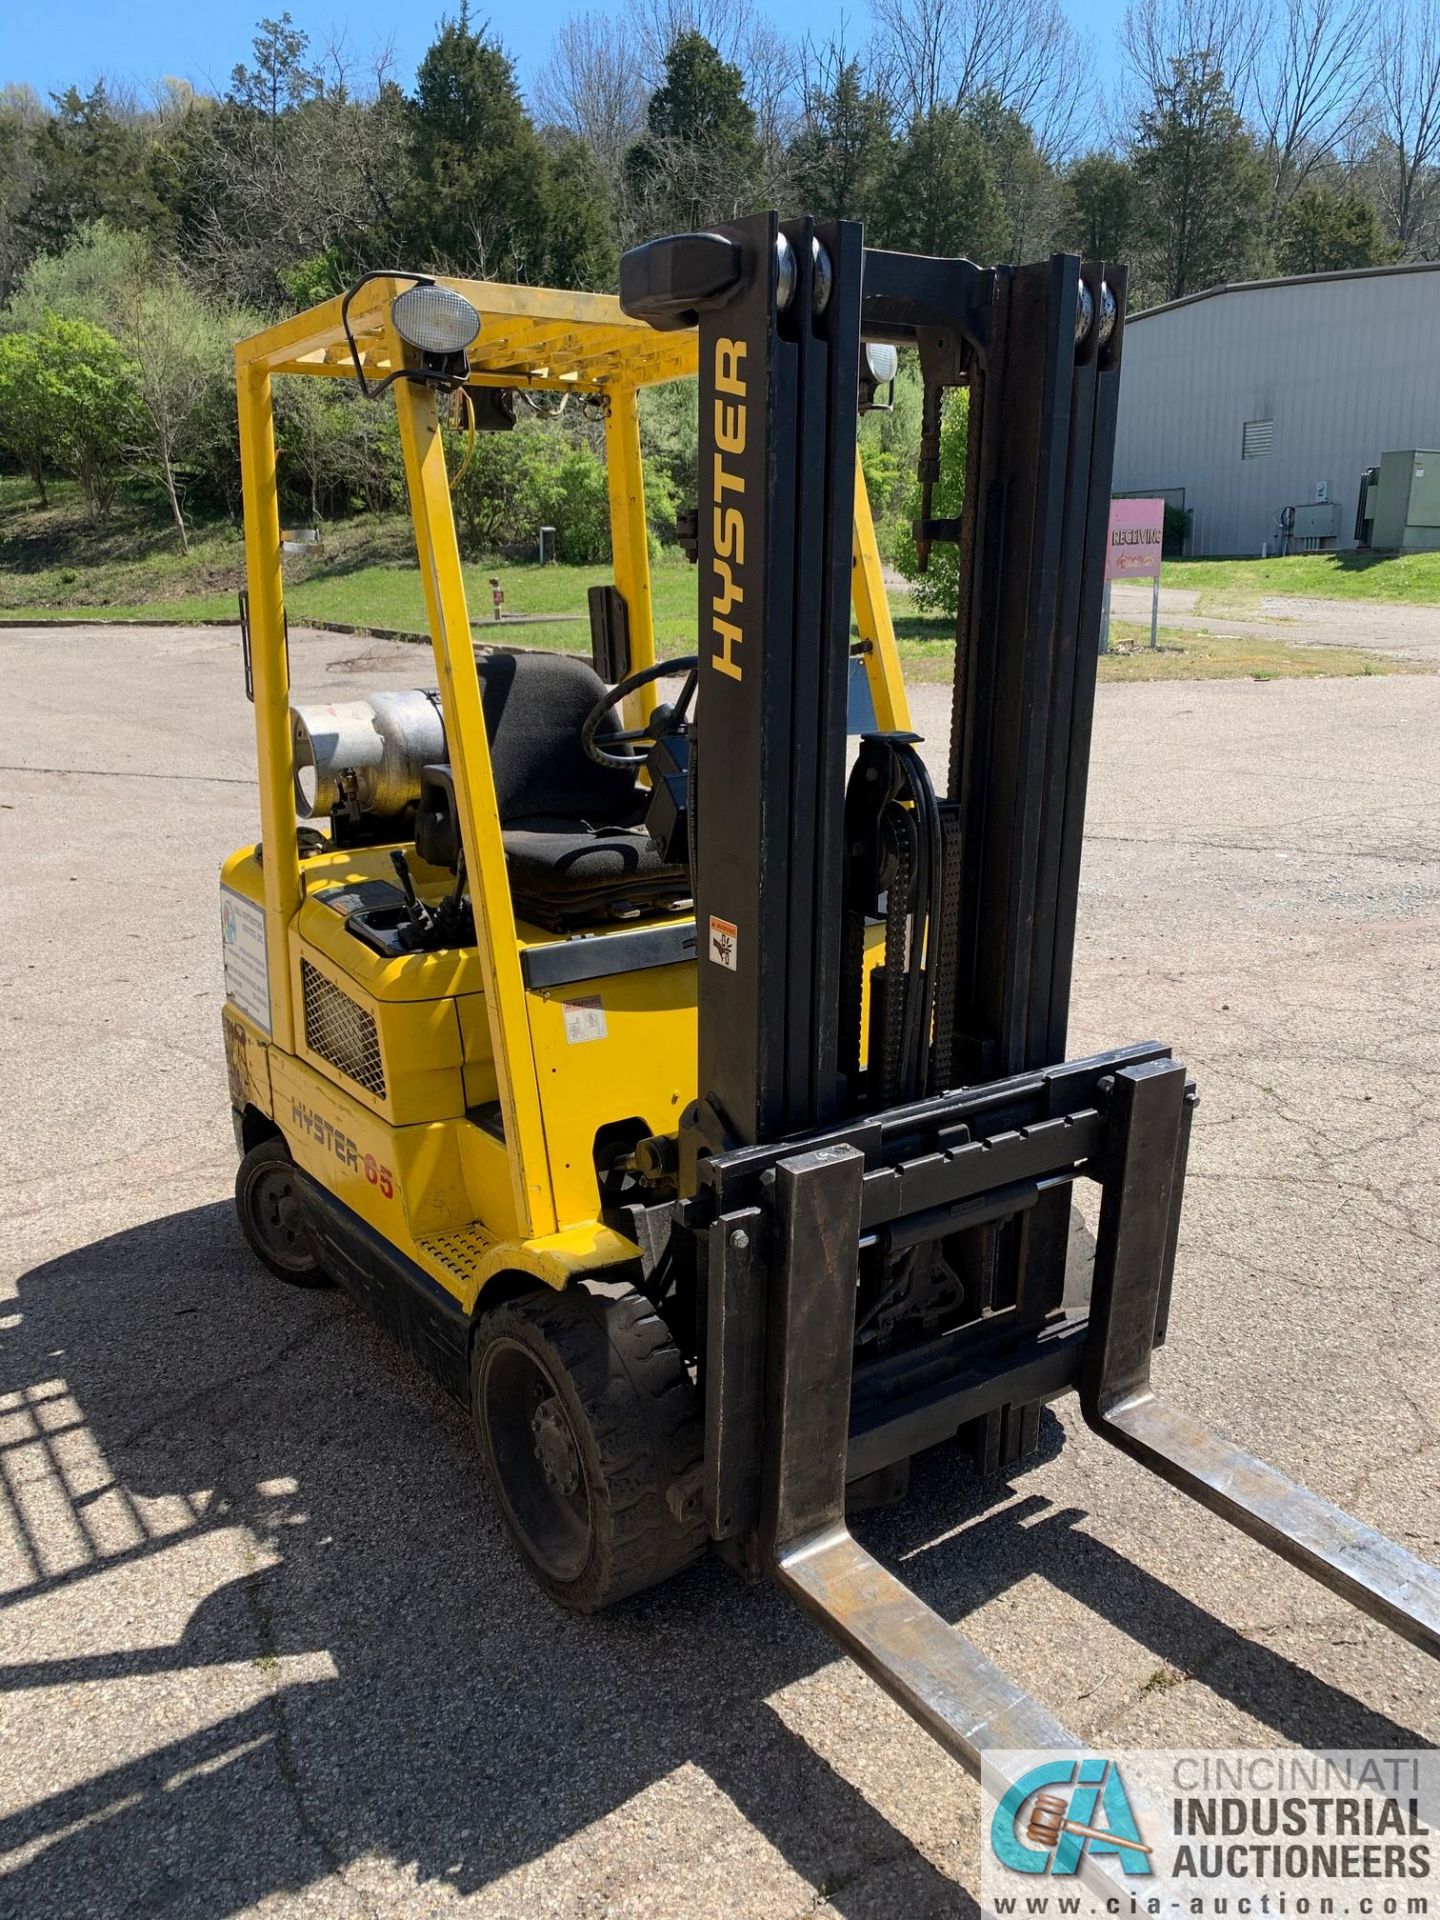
234,273,910,1243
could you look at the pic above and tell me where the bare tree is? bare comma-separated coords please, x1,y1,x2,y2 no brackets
533,13,648,169
1119,0,1266,119
1371,0,1440,252
866,0,1094,162
627,0,758,77
1252,0,1370,223
743,15,803,169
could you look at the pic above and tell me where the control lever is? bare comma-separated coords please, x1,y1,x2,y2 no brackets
389,849,436,943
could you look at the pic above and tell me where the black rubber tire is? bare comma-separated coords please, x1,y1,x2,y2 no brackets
234,1138,330,1287
471,1283,705,1612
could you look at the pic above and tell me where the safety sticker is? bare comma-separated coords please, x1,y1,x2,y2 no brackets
708,915,738,970
563,996,608,1044
221,887,271,1035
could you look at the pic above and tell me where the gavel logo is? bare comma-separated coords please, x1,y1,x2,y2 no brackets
1025,1791,1153,1858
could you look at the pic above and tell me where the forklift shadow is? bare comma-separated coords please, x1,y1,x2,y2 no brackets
1,1205,1425,1920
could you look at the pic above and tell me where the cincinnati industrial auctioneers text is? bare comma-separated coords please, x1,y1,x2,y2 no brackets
1169,1757,1430,1885
981,1749,1438,1917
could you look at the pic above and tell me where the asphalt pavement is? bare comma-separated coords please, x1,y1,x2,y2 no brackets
1,622,1437,1919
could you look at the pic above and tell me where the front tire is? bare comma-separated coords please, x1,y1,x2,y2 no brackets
472,1283,705,1611
234,1137,329,1287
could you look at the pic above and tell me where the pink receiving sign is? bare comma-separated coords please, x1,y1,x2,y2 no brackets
1106,497,1165,579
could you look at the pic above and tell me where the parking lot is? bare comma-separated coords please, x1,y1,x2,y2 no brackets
2,620,1438,1919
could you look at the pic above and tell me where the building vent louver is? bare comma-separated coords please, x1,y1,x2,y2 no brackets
301,960,386,1097
1242,419,1274,459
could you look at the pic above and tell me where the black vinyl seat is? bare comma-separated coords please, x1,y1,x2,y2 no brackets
473,651,689,930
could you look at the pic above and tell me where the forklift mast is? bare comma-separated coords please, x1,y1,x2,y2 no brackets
621,215,1437,1829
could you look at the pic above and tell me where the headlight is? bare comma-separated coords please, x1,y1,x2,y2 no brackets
864,342,899,385
392,283,481,357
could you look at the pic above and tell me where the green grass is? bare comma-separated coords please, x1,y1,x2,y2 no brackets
0,485,1428,682
1099,620,1407,680
888,611,1414,682
1163,549,1440,605
0,488,703,648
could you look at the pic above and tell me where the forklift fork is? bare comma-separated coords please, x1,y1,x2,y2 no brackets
757,1064,1438,1803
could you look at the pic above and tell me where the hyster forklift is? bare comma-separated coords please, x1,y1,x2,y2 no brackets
223,216,1437,1823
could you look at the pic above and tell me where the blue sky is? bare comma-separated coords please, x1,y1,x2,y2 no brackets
3,0,1122,107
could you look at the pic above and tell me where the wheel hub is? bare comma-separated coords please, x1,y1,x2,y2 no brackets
531,1396,580,1495
260,1176,304,1251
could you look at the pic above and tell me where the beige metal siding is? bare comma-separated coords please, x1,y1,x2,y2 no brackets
1112,269,1440,555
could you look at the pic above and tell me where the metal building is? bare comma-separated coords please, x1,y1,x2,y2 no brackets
1111,261,1440,557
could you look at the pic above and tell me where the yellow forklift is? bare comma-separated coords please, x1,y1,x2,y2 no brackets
224,219,1437,1828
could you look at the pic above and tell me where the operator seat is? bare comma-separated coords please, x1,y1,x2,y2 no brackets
419,651,690,931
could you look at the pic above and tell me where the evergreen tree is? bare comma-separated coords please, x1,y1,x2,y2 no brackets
876,108,1007,262
1060,151,1142,261
228,14,322,125
1131,53,1265,302
965,95,1053,262
788,59,893,227
403,13,553,278
1277,185,1396,274
625,32,759,233
21,84,164,257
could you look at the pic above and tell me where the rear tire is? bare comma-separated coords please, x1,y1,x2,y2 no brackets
472,1283,705,1612
234,1138,329,1287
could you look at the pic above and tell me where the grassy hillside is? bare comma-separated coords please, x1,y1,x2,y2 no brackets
0,482,1426,683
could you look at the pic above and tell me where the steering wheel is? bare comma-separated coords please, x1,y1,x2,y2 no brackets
582,656,699,771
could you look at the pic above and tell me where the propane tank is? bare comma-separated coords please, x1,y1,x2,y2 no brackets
290,689,446,819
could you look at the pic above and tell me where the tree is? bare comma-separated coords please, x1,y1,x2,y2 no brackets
1060,152,1142,260
788,46,893,227
868,0,1091,161
877,108,1008,262
4,218,149,330
965,94,1054,260
403,14,553,277
1371,0,1440,254
199,45,410,306
1277,184,1396,272
117,275,238,552
534,12,647,173
1119,0,1265,120
0,329,60,505
20,84,165,259
1251,0,1368,232
24,316,140,518
1131,52,1265,301
540,133,618,288
0,86,45,305
229,13,323,126
625,32,760,233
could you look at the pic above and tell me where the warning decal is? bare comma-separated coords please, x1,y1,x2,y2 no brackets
221,887,271,1035
562,996,608,1044
708,915,738,970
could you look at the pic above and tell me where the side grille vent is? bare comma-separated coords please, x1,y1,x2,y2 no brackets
301,960,386,1097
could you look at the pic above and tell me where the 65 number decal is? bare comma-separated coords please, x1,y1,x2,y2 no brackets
363,1153,394,1199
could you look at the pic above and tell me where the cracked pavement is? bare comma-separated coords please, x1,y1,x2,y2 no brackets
1,624,1437,1919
